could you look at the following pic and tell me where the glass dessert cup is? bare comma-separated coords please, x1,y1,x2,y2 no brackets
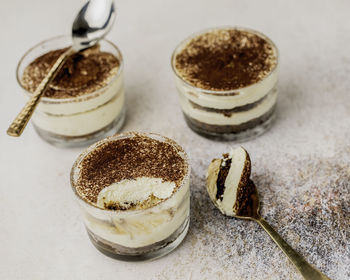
16,35,125,147
70,132,191,261
171,27,279,141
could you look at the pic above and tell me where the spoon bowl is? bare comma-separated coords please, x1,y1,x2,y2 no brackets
72,0,116,51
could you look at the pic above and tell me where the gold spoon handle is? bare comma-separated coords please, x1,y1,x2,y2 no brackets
257,218,331,280
7,47,75,137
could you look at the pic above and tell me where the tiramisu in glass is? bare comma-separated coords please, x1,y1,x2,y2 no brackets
70,132,190,260
171,27,279,141
17,36,125,146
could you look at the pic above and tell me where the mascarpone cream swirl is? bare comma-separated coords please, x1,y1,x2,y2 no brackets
96,177,176,210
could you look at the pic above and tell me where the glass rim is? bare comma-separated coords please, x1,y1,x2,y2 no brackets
16,35,124,103
170,26,279,96
70,131,190,213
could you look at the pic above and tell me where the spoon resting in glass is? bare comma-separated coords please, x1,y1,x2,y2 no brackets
206,147,331,280
7,0,116,137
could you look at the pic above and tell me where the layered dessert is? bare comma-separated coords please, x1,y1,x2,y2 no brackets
172,27,278,140
17,36,125,146
70,132,190,260
206,147,256,216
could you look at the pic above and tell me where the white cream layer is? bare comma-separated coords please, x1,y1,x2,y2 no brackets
219,148,247,216
96,177,176,209
179,86,278,125
31,74,124,136
80,178,190,248
207,147,247,216
175,66,278,110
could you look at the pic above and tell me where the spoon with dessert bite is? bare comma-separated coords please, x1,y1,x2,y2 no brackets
206,147,331,280
7,0,116,137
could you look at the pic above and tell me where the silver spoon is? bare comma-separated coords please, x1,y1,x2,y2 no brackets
7,0,116,137
207,147,331,280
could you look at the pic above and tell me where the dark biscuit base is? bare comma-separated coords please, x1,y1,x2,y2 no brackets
235,180,258,217
183,105,276,134
86,217,189,261
215,157,232,200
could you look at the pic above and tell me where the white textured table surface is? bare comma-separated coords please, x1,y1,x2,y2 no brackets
1,0,349,279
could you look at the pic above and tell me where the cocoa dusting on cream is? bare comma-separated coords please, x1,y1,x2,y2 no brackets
76,134,187,204
21,45,120,98
175,29,277,91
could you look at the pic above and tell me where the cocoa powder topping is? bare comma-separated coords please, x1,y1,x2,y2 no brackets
76,134,188,204
174,29,277,91
21,45,120,98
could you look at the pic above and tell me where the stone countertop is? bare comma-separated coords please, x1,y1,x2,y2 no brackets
0,0,349,279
